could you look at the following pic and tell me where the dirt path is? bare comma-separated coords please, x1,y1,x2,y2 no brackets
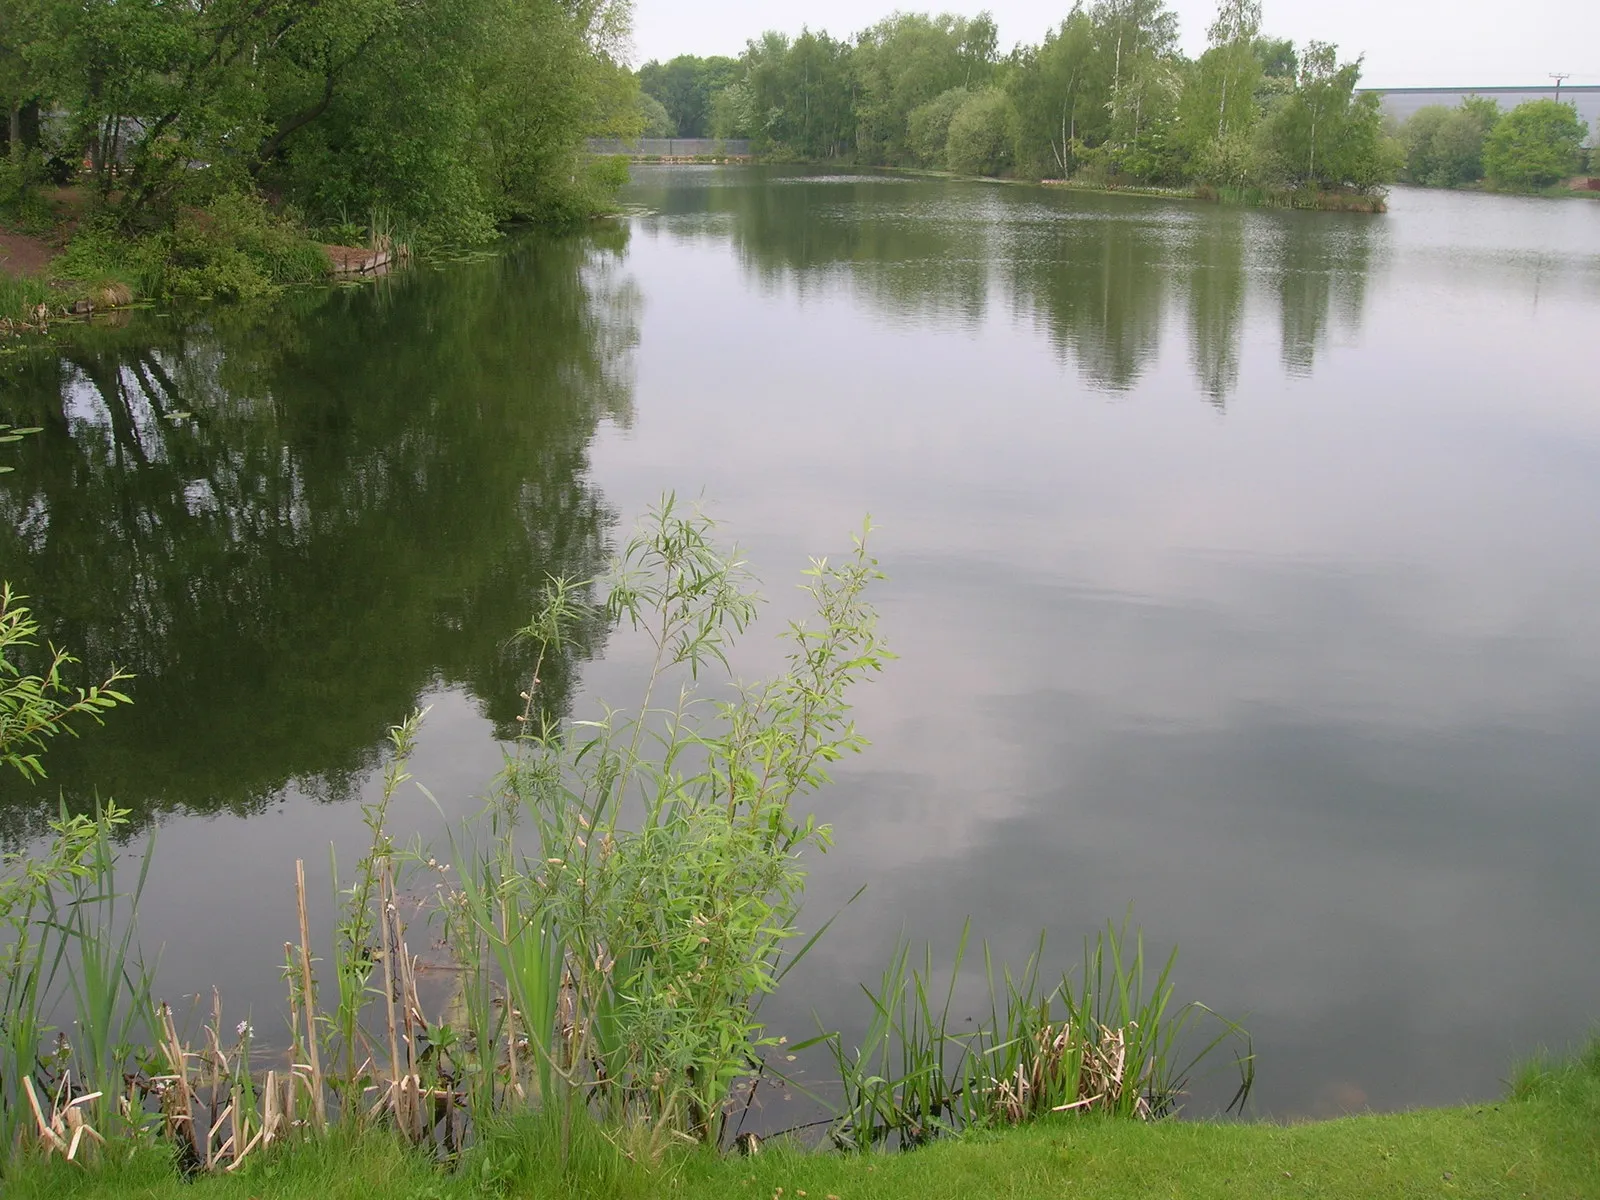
1,186,94,278
0,228,56,278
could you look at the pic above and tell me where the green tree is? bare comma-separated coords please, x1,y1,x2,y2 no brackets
1252,36,1296,80
0,0,54,161
1089,0,1182,178
1007,10,1098,178
9,0,639,238
851,11,997,164
1177,0,1263,176
907,86,968,167
638,91,675,137
1256,42,1389,191
742,28,855,159
710,81,753,139
945,88,1014,176
637,54,741,138
1483,98,1587,190
1402,97,1498,187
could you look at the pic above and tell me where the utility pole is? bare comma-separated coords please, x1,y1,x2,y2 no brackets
1551,73,1571,102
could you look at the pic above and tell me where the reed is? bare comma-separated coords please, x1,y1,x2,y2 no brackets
812,916,1254,1151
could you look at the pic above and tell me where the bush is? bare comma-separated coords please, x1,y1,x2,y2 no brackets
0,153,54,232
907,88,969,169
639,92,676,137
1403,98,1499,187
1484,99,1587,190
945,89,1016,178
56,193,329,303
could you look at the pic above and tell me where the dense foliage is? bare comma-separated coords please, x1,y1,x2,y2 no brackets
1482,99,1589,190
647,2,1396,198
0,0,640,243
1396,96,1593,192
637,54,741,137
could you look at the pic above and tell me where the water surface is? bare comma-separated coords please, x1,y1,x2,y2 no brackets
3,169,1599,1118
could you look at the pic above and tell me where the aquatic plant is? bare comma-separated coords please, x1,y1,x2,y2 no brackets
436,496,892,1151
814,917,1254,1150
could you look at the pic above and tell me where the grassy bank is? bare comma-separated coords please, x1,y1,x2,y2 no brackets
7,1041,1598,1199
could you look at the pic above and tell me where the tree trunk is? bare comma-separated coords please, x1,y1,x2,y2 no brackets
7,105,19,160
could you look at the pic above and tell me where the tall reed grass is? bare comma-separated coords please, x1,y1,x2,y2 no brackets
811,917,1254,1150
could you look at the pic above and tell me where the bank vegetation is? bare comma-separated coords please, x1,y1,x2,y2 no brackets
639,1,1399,210
0,0,643,318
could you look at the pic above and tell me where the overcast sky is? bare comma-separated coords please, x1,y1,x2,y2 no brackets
630,0,1600,89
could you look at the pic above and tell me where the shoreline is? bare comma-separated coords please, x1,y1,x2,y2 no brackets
8,1056,1599,1198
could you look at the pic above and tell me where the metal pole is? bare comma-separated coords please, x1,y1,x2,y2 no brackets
1550,73,1570,102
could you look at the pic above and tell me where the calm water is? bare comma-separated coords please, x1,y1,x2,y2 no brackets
4,168,1600,1119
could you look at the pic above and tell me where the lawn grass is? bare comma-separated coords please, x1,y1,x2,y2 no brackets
8,1044,1598,1200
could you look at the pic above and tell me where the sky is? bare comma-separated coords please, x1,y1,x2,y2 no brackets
629,0,1600,89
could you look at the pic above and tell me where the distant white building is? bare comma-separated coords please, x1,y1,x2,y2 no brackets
1361,86,1600,137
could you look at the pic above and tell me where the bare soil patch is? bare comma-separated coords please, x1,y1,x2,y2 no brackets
0,229,56,278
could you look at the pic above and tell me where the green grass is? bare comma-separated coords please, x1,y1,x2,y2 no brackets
0,272,55,322
9,1042,1597,1200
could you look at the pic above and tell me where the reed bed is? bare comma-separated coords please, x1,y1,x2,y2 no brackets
808,919,1252,1151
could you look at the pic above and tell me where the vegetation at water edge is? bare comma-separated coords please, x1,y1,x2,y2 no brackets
638,1,1398,208
5,1041,1600,1198
0,497,1256,1189
0,0,643,319
1397,95,1596,192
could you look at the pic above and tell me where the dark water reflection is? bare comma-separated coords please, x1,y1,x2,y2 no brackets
3,169,1600,1120
0,233,635,834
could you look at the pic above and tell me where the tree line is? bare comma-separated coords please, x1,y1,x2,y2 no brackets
1,0,640,243
638,2,1396,198
1397,97,1594,191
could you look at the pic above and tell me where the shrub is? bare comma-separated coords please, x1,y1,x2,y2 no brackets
945,89,1016,178
907,88,969,169
1403,98,1500,187
1484,99,1587,190
441,499,891,1146
56,194,329,304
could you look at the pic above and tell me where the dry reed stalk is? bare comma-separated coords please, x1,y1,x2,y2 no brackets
287,1064,305,1129
295,860,328,1127
230,1079,245,1163
393,877,425,1143
378,861,405,1133
262,1069,279,1147
22,1076,108,1162
21,1077,68,1153
158,1002,204,1163
207,1102,232,1169
499,901,526,1103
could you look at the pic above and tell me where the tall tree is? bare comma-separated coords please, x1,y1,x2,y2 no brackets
1257,42,1386,191
1007,9,1098,177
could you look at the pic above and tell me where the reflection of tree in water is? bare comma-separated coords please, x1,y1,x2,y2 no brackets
1271,215,1376,377
0,230,637,837
1003,203,1172,393
635,171,1382,404
1184,211,1248,408
637,168,996,328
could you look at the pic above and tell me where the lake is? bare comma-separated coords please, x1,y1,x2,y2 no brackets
3,167,1599,1120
